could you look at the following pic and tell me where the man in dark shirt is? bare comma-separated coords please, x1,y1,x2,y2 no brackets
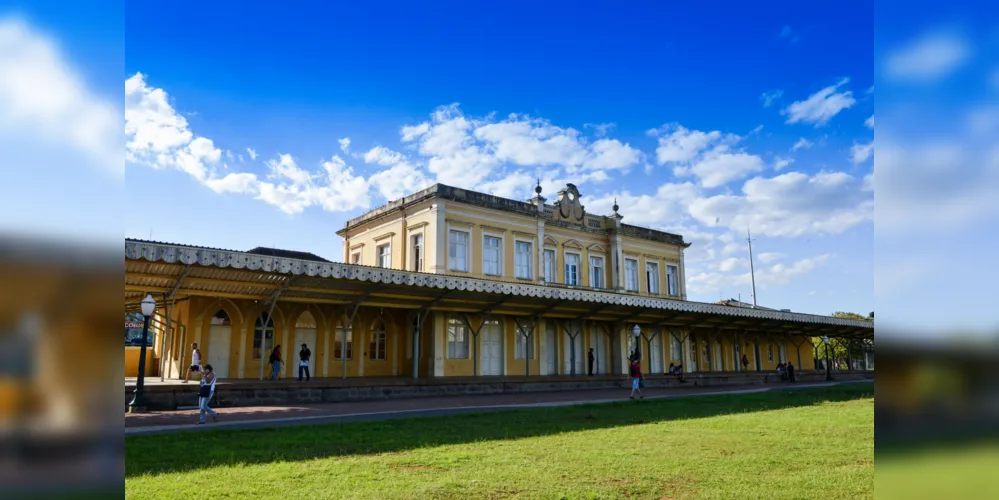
298,343,312,382
786,361,796,382
587,348,595,376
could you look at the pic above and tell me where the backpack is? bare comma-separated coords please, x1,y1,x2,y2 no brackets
628,362,637,377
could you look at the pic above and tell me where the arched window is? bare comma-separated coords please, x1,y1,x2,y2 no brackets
335,322,353,360
447,316,469,359
296,310,317,329
369,319,387,360
253,312,275,360
211,309,231,326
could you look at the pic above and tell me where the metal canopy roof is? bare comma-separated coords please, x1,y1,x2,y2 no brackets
124,239,874,339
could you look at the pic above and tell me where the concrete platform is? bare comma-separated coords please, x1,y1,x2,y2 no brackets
125,370,873,411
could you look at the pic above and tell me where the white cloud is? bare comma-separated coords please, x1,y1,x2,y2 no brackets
784,78,856,126
865,115,874,129
757,252,785,264
338,137,350,153
205,172,258,194
401,104,498,186
675,152,765,189
717,257,748,272
791,138,813,152
587,182,701,227
651,124,762,188
363,145,405,166
689,171,873,237
760,90,783,107
362,145,430,201
687,254,832,296
584,122,615,137
774,157,793,170
126,73,371,215
246,147,257,160
0,17,121,176
885,32,971,83
850,141,874,164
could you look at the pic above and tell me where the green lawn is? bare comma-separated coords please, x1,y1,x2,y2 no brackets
126,384,873,499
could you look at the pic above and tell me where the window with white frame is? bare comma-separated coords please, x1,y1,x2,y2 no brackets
767,343,774,362
334,325,353,360
483,235,502,275
447,317,469,358
369,320,387,360
589,256,604,288
670,334,683,361
411,234,424,272
666,264,679,296
625,258,639,291
350,252,360,265
564,252,580,286
515,331,533,359
544,249,555,282
448,230,469,272
646,261,660,294
515,241,532,279
377,244,391,268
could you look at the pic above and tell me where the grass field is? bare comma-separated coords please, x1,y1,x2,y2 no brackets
126,384,874,499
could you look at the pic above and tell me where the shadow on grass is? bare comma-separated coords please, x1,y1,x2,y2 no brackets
126,383,873,478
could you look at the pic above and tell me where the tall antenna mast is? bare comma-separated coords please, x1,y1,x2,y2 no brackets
747,227,757,308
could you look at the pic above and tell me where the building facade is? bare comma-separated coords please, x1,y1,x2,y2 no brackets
124,183,874,382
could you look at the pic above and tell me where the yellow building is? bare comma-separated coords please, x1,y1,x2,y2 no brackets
124,183,874,381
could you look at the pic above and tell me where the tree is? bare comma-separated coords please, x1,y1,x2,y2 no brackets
808,312,871,369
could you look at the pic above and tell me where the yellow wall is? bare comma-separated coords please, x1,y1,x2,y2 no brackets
342,199,437,270
337,198,687,299
126,292,831,380
124,346,156,377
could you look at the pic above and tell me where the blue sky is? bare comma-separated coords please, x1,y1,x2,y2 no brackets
7,2,999,334
118,1,875,317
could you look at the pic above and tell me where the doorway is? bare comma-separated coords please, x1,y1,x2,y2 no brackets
753,343,762,371
480,319,503,376
207,310,232,379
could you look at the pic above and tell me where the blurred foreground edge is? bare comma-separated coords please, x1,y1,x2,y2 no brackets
876,334,999,450
0,233,121,496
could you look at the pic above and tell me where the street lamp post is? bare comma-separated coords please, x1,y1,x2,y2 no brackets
632,324,641,361
129,294,156,413
822,335,833,382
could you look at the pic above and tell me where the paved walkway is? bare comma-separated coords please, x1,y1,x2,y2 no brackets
125,380,870,435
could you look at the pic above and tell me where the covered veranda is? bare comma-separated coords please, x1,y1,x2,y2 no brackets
124,239,875,386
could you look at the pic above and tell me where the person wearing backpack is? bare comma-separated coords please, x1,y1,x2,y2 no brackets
628,355,644,399
269,345,283,380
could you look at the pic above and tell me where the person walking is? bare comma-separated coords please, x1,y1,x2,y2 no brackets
198,364,218,424
786,361,796,382
587,348,595,376
269,345,283,380
298,343,312,382
183,342,202,383
741,353,749,372
628,355,644,399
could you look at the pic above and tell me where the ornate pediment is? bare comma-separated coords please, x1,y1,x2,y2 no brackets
555,183,586,223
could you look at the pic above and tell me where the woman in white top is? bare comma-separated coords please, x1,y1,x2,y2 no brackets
198,364,218,424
